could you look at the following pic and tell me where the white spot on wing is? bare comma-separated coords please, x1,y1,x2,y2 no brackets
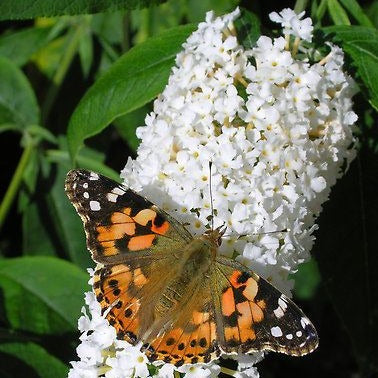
278,296,288,310
107,193,118,203
89,172,99,181
271,326,283,337
286,334,293,340
113,187,125,195
274,306,285,318
273,295,287,318
296,331,302,337
301,317,310,329
90,200,101,211
83,192,89,199
83,182,88,188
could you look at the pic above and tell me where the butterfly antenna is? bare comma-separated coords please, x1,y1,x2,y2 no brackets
209,161,214,231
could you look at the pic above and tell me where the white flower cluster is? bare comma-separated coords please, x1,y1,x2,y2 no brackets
68,7,357,378
269,8,313,42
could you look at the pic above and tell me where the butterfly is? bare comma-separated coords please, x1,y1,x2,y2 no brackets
65,169,318,366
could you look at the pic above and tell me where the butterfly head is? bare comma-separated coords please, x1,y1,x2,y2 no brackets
204,224,227,247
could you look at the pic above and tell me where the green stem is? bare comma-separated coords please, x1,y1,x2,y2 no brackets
41,22,83,123
294,0,309,14
0,142,33,231
220,366,237,376
122,11,131,53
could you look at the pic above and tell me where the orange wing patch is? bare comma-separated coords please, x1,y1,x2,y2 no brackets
95,206,171,256
146,309,219,366
128,235,156,251
93,263,152,344
218,269,266,351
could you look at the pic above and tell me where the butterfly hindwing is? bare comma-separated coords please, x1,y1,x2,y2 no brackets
214,256,318,356
65,169,192,264
146,278,220,366
93,258,171,345
144,272,220,366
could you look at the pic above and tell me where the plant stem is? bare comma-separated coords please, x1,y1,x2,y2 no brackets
0,142,33,231
122,11,131,53
294,0,309,14
41,21,83,124
220,366,237,376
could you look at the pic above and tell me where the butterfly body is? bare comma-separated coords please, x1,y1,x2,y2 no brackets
65,169,318,366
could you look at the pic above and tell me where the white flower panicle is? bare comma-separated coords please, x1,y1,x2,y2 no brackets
69,7,357,378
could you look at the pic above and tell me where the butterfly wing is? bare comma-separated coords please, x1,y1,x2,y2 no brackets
93,258,174,346
145,273,220,366
65,169,318,364
65,169,193,347
65,169,192,264
213,256,318,356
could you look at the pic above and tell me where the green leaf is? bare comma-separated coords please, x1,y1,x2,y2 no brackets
327,0,351,25
0,26,52,66
46,149,120,182
0,0,165,20
67,24,195,160
78,18,94,78
338,0,374,27
114,105,149,152
292,259,321,300
92,11,124,45
0,342,68,378
366,1,378,29
321,25,378,110
36,146,93,268
18,147,40,213
234,8,261,50
315,0,329,23
0,56,39,127
22,201,58,257
186,0,239,23
27,124,58,144
0,256,88,334
32,35,68,80
0,123,22,134
21,137,117,267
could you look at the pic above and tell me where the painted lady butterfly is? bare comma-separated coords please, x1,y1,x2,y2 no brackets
65,169,318,366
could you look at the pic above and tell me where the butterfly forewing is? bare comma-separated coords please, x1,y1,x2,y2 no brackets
213,256,318,356
65,169,192,264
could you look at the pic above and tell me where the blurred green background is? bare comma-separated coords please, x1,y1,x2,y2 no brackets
0,0,377,377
